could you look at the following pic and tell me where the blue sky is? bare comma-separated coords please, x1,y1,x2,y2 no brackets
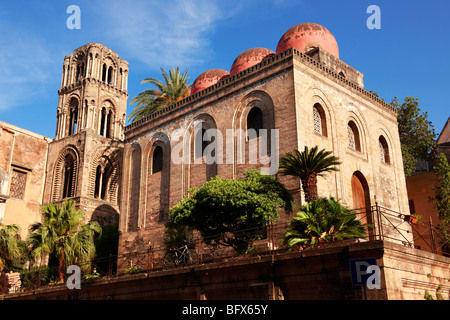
0,0,449,138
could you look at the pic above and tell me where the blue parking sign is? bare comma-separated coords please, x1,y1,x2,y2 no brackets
349,258,377,286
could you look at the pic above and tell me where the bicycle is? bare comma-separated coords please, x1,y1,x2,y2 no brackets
163,240,198,269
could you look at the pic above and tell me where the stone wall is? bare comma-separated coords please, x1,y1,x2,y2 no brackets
0,121,50,239
4,241,448,300
119,48,411,256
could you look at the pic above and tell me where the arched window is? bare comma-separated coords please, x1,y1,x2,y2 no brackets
152,146,163,174
94,165,102,198
107,66,113,85
128,146,141,232
94,163,111,200
68,99,78,136
119,68,123,88
313,103,327,137
347,121,361,152
106,110,112,138
99,108,113,138
195,127,210,159
102,64,107,82
100,108,107,136
62,154,75,199
76,65,81,81
101,165,111,200
189,116,218,186
379,136,390,164
247,107,263,139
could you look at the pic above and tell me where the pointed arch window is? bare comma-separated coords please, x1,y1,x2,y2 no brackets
379,136,390,164
152,146,164,174
68,99,79,136
107,66,113,85
195,127,211,159
347,121,361,152
94,162,112,200
99,107,113,138
313,103,327,137
102,64,107,82
106,110,112,138
94,165,102,198
247,107,263,139
62,154,76,198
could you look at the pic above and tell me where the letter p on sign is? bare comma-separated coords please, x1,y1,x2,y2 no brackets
349,258,381,289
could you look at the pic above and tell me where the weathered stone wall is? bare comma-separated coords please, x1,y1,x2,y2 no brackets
0,121,50,239
119,48,411,256
119,55,299,255
4,241,448,300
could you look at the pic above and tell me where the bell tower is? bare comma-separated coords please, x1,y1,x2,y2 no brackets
43,43,129,226
55,43,129,140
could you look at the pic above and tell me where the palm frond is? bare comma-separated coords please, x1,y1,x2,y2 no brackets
282,198,369,249
128,66,191,123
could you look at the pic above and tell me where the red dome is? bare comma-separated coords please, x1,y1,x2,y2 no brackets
276,23,339,58
190,69,230,95
229,47,275,76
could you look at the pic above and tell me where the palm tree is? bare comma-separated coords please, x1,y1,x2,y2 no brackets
282,197,369,249
128,67,191,123
279,146,341,203
27,200,102,282
0,223,22,272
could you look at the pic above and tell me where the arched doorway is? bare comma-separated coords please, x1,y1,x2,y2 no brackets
351,171,371,228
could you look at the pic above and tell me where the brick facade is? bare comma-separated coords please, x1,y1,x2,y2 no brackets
118,47,411,256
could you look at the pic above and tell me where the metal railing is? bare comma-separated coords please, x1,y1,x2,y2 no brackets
3,204,448,295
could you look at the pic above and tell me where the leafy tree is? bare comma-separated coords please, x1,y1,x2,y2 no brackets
282,197,369,249
430,153,450,252
27,200,102,282
279,146,341,203
391,96,437,176
167,170,293,253
0,223,22,272
163,225,194,253
128,67,191,123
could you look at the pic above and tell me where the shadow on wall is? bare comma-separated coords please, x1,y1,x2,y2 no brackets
91,204,119,227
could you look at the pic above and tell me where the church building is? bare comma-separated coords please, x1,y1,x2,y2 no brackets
118,23,410,255
1,23,411,257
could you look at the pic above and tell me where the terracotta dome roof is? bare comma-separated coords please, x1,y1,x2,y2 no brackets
190,69,230,95
229,47,275,76
276,23,339,58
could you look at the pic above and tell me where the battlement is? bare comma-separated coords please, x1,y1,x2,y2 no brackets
125,48,396,134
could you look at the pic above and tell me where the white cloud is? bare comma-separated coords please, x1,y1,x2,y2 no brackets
0,0,244,112
97,0,240,69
